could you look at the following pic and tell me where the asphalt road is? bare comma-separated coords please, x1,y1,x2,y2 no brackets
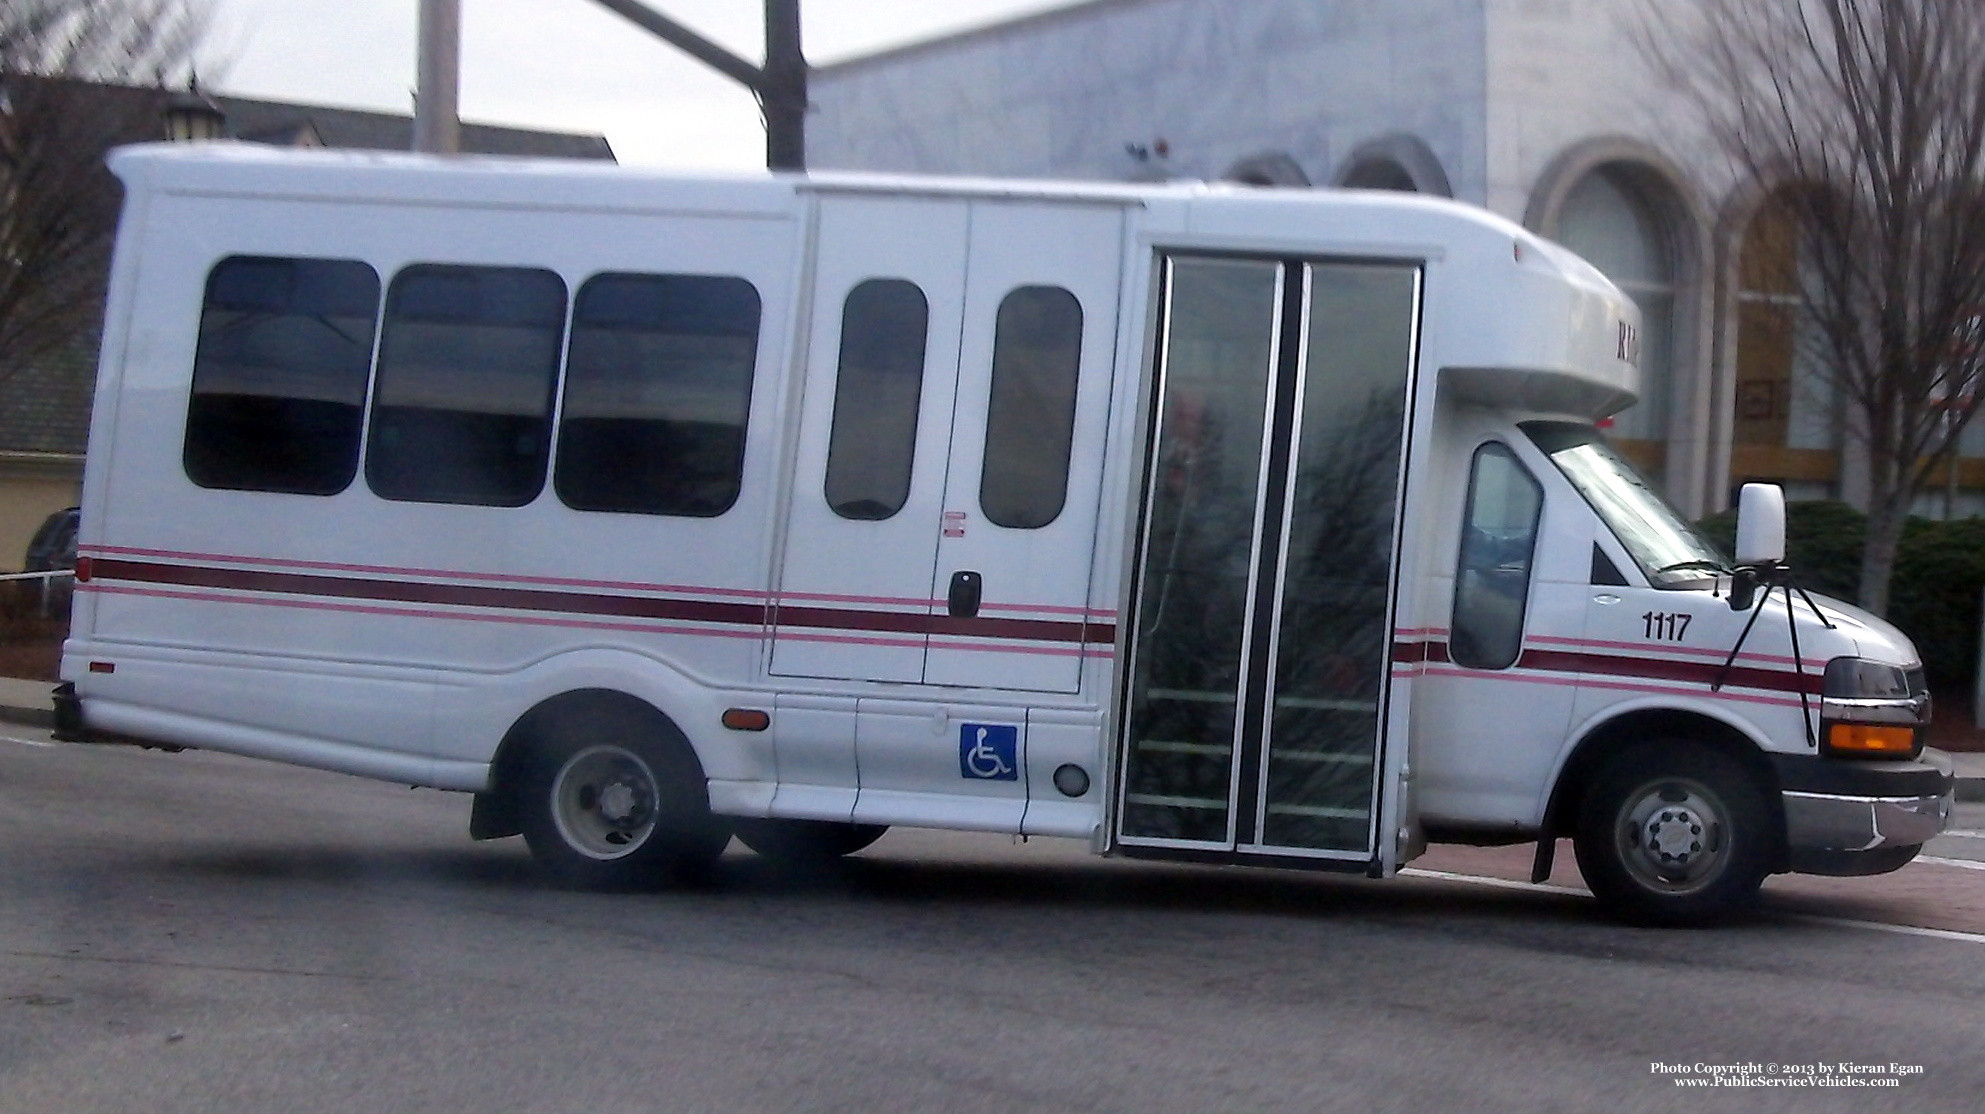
3,727,1983,1113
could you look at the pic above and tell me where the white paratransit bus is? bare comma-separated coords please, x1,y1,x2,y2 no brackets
57,144,1953,925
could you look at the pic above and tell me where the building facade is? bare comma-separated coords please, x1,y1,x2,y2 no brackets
808,0,1985,520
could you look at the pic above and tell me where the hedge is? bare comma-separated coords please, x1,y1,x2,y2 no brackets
1696,501,1985,693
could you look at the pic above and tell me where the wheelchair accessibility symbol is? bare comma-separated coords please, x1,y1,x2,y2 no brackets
959,723,1019,781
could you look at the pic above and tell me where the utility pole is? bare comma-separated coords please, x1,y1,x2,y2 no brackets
412,0,462,154
588,0,807,170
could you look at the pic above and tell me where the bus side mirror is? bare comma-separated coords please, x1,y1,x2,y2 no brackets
1734,483,1785,566
1728,483,1786,611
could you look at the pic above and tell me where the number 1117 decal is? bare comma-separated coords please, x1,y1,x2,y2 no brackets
1642,611,1692,641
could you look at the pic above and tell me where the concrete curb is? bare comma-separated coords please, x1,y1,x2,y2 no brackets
0,679,53,730
0,703,52,729
1942,750,1985,804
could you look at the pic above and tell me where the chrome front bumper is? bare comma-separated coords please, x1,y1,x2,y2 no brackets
1782,789,1950,852
1772,748,1954,875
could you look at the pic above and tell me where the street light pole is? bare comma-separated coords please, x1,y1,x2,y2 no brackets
760,0,806,170
413,0,461,154
586,0,807,170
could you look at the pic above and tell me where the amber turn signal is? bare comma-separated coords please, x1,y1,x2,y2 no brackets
1824,723,1916,757
721,708,770,731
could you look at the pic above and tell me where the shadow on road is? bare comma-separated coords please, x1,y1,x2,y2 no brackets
61,831,1911,942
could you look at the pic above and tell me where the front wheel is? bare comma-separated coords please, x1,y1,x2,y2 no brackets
517,703,731,890
1573,741,1776,926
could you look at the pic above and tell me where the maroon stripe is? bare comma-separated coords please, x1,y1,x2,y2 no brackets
1518,647,1824,696
1390,639,1449,665
92,558,1114,645
773,603,1109,644
1392,637,1822,696
93,558,764,626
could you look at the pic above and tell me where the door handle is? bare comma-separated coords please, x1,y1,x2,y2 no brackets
948,570,982,618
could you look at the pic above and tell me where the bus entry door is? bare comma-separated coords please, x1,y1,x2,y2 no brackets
1113,255,1422,865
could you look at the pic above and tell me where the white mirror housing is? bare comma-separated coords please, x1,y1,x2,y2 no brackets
1735,483,1786,566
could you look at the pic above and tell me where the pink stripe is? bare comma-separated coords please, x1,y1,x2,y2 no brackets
1526,633,1819,668
775,589,937,607
769,630,1100,658
1417,664,1806,708
983,601,1118,618
927,638,1091,658
83,583,765,640
81,543,1109,620
85,544,769,599
776,593,1110,619
769,630,924,650
85,583,1111,659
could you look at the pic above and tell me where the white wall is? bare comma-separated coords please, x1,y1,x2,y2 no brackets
1481,0,1724,217
810,0,1490,200
808,0,1758,519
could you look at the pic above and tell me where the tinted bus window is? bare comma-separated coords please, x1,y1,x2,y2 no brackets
366,265,566,507
979,286,1082,529
824,279,928,520
1451,442,1543,669
184,256,380,495
554,273,762,517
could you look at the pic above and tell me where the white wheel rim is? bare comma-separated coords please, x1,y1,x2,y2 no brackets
1613,776,1730,895
550,745,660,860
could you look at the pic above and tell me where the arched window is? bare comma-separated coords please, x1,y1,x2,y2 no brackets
1555,168,1676,484
1731,191,1840,503
1222,152,1311,188
1331,134,1453,197
1339,158,1417,192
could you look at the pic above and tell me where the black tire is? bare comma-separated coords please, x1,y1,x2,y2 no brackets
516,699,731,890
1573,741,1775,927
732,818,888,863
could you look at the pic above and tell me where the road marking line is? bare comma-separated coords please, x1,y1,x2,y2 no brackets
1399,867,1587,897
0,734,54,748
1941,830,1985,840
1785,916,1985,946
1402,866,1985,945
1917,854,1985,872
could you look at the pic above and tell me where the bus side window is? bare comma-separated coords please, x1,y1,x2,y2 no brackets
1450,442,1543,670
366,265,567,508
980,285,1082,529
824,278,929,520
183,256,380,495
554,272,762,517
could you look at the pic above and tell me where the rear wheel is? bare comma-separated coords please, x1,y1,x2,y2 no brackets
1573,741,1774,926
517,700,731,890
733,818,888,863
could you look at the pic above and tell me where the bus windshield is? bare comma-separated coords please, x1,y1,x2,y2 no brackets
1521,421,1727,587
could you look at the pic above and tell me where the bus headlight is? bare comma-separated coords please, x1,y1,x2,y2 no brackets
1819,657,1928,759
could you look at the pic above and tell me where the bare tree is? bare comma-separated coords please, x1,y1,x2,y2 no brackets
1643,0,1985,616
0,1,206,385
